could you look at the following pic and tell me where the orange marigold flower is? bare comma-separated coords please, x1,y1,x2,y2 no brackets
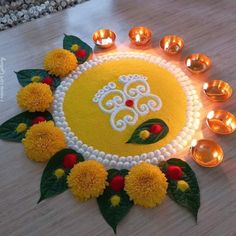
67,160,108,201
22,121,66,162
125,163,168,208
17,83,53,112
43,48,77,78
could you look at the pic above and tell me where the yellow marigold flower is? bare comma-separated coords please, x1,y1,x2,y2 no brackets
139,130,150,140
43,48,77,78
110,195,121,207
17,83,53,112
31,75,41,82
71,44,80,52
16,123,27,133
177,180,189,192
67,160,107,201
125,163,168,208
54,168,65,178
22,121,66,162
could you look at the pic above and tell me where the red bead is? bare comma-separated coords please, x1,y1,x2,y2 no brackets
63,153,77,169
76,49,86,58
166,165,183,180
109,175,125,192
32,116,46,125
125,99,134,107
42,76,54,86
150,124,163,134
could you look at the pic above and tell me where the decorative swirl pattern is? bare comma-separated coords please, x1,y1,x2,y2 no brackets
123,78,150,98
135,95,162,116
94,74,162,132
110,107,138,132
93,82,116,103
98,90,126,113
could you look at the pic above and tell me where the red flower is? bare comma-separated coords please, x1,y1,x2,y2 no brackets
150,124,163,134
32,116,46,125
75,49,86,58
42,76,54,86
109,175,125,192
166,165,183,180
63,153,77,169
125,99,134,107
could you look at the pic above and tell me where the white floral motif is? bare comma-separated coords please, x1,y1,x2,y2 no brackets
93,74,162,132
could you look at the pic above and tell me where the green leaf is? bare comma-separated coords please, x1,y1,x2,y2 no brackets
52,76,61,89
97,169,133,234
97,189,133,234
16,69,47,86
0,111,53,142
38,149,84,203
166,158,200,220
15,69,61,90
127,118,169,144
63,34,93,64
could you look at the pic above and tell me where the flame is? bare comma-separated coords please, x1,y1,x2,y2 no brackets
191,139,198,147
226,117,233,127
207,110,215,119
186,58,192,67
100,30,105,38
135,34,141,42
213,151,219,159
203,82,209,90
101,37,113,45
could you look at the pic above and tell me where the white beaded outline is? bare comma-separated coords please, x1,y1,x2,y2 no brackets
52,52,202,170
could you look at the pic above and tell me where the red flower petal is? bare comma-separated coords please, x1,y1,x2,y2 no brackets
63,153,77,169
109,175,125,192
166,165,183,180
75,49,86,58
150,124,163,134
32,116,46,125
42,76,54,86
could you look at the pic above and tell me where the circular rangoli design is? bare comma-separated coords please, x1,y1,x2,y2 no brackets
53,52,201,169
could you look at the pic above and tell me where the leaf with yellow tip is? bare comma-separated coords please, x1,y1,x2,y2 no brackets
0,111,53,142
38,149,84,203
97,169,133,234
162,158,200,221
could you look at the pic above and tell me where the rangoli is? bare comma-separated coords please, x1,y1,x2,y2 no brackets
0,35,201,233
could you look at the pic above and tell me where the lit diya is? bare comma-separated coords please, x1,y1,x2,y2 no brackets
92,29,116,49
203,80,233,102
159,35,184,55
191,139,224,167
128,26,152,46
206,110,236,135
185,53,212,73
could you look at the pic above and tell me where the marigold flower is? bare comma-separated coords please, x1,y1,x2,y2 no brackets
22,121,66,162
31,76,41,82
177,180,189,192
43,48,77,78
110,195,121,207
17,83,53,112
125,163,168,208
16,123,27,133
54,168,65,178
139,130,150,140
71,44,80,52
67,160,107,201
